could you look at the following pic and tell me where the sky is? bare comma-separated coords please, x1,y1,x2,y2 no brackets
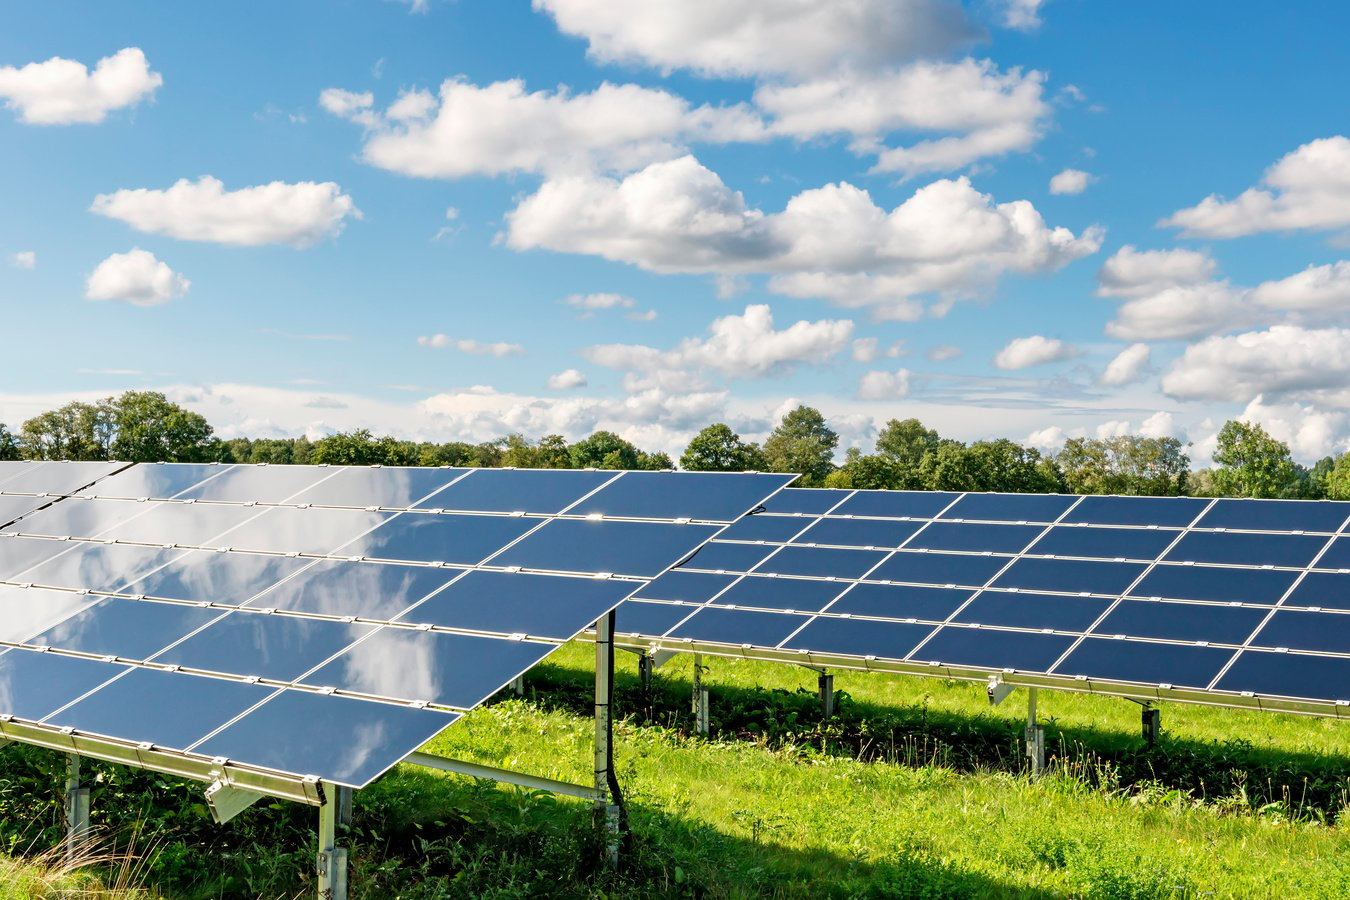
3,1,1350,464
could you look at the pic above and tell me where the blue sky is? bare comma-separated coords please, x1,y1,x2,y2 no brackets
3,0,1350,462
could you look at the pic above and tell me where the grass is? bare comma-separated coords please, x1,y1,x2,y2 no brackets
1,640,1347,897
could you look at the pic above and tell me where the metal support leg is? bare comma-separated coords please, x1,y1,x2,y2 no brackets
316,785,348,900
691,653,709,736
818,672,835,719
1025,688,1045,776
510,674,525,697
64,754,90,864
1141,703,1161,746
638,651,653,692
594,611,622,866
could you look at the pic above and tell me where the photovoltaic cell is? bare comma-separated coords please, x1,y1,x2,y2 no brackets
633,570,738,604
666,606,808,648
871,551,1009,588
763,488,849,515
1027,525,1179,562
1163,531,1326,568
951,591,1111,632
1248,610,1350,654
752,545,888,580
1060,495,1207,528
614,600,696,637
831,490,957,519
493,519,720,578
416,467,614,515
1091,599,1267,645
244,559,455,620
1283,571,1350,610
0,535,82,580
914,626,1076,672
569,471,795,523
95,501,264,546
0,647,130,721
1309,537,1350,571
0,461,127,497
331,511,536,565
825,582,973,621
174,465,334,504
304,628,556,708
1194,499,1348,534
150,612,375,682
906,522,1042,554
0,585,101,644
28,597,224,660
217,506,392,556
939,493,1075,523
716,514,811,543
780,616,934,660
19,542,190,593
712,575,846,613
192,690,459,788
44,667,279,752
1215,650,1350,701
130,550,316,607
79,463,224,501
0,495,56,527
1054,638,1232,689
680,541,777,572
398,570,637,641
991,557,1146,596
284,466,468,510
1130,564,1298,606
790,516,923,548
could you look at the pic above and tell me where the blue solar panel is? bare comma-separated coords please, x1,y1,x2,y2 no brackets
1195,499,1348,533
831,490,958,519
1163,531,1326,568
907,522,1043,554
825,582,973,621
1060,495,1207,528
991,557,1146,595
951,591,1111,632
1054,638,1232,689
791,516,923,548
752,545,888,579
939,493,1075,523
1130,564,1298,605
1091,599,1266,644
871,551,1009,587
781,617,934,660
713,575,846,613
1027,525,1179,561
914,627,1075,672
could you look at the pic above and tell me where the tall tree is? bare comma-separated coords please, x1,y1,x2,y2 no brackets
874,417,939,488
680,423,765,472
1057,436,1189,496
823,448,899,490
570,431,641,469
0,423,19,460
20,400,115,460
762,406,838,485
1211,420,1300,498
311,429,417,466
107,391,218,462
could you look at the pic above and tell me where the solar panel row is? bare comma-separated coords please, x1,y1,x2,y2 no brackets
614,489,1350,710
0,464,795,786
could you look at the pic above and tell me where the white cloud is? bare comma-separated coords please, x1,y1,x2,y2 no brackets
1094,419,1131,439
326,78,763,178
1049,168,1094,195
547,368,588,389
417,335,525,357
1138,411,1179,440
993,335,1077,370
1025,425,1067,450
1096,245,1217,298
857,368,911,400
1000,0,1046,31
566,292,636,310
1099,343,1151,385
585,304,854,387
91,176,359,247
535,0,980,79
1162,136,1350,238
1096,246,1247,341
927,344,962,361
11,251,35,269
1232,396,1348,461
1162,325,1350,406
755,59,1049,178
0,48,161,125
626,309,658,322
852,338,880,363
507,156,1102,319
85,249,189,307
1249,261,1350,316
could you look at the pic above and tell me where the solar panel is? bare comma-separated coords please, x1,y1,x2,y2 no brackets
0,464,794,788
616,487,1350,716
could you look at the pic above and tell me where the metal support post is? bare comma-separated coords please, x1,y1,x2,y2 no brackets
510,674,525,697
637,650,653,692
1141,703,1161,746
316,785,348,900
64,754,90,864
1025,688,1045,776
593,611,622,866
691,653,709,736
818,672,835,719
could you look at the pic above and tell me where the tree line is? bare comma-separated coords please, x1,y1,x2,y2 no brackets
2,391,1347,500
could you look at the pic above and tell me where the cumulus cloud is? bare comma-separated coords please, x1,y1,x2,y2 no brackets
417,335,525,357
508,156,1102,319
91,176,359,247
1162,136,1350,239
755,59,1049,178
1099,343,1151,385
85,249,189,307
857,368,912,400
1138,411,1179,440
585,304,853,388
547,368,588,389
1000,0,1046,30
11,251,35,269
927,344,962,361
324,78,763,178
566,292,635,311
1049,168,1094,195
535,0,980,79
1248,261,1350,316
993,335,1077,370
1162,325,1350,406
0,48,161,124
1096,245,1217,298
1231,397,1349,461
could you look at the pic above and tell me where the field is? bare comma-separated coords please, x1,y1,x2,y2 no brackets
1,643,1348,898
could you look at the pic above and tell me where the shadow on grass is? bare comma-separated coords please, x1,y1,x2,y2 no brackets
522,658,1350,822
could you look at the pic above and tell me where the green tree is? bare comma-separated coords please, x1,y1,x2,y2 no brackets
1057,436,1189,496
535,434,572,468
570,431,641,469
680,424,765,472
311,430,418,466
20,400,115,460
1211,420,1300,498
762,406,838,485
823,448,899,490
1321,453,1350,500
917,439,1061,493
107,391,218,462
874,417,940,489
0,423,19,460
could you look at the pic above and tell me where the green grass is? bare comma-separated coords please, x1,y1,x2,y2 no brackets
1,640,1348,898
